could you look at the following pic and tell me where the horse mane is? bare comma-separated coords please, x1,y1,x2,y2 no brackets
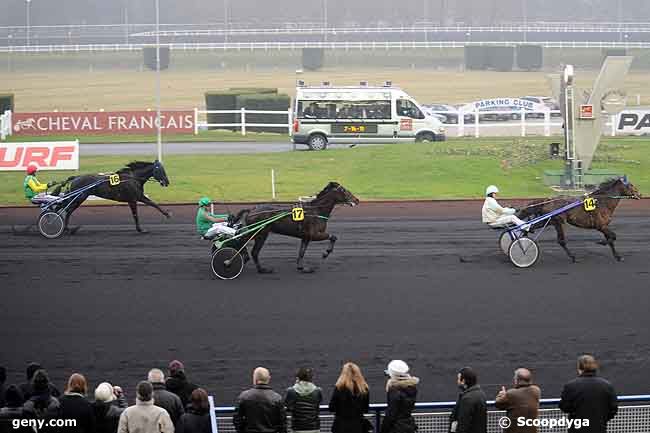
117,161,153,174
592,177,622,193
313,182,340,201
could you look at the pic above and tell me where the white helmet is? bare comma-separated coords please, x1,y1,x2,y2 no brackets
385,360,410,378
486,185,499,196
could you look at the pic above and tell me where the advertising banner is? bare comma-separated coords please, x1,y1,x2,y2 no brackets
617,110,650,135
0,141,79,171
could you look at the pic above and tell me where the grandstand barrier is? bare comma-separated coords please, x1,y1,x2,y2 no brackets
194,107,292,136
0,110,12,140
208,394,650,433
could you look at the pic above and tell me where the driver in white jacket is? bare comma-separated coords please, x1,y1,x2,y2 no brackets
482,185,530,230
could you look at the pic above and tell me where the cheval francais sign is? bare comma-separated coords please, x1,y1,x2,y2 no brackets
12,111,194,135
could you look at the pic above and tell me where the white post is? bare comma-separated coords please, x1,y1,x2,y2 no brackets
210,203,214,214
611,114,617,137
458,110,464,137
194,107,199,135
155,0,162,162
208,396,218,433
544,109,551,137
637,94,641,106
241,107,246,136
520,107,526,137
271,169,276,199
474,109,479,138
287,107,293,136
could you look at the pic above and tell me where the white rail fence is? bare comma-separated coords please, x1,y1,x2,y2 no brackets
193,107,293,136
0,110,12,140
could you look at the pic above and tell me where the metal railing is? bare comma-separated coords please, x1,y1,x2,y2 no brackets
194,107,292,136
0,110,12,140
208,394,650,433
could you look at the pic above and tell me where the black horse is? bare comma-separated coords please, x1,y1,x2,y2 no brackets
52,160,171,233
235,182,359,273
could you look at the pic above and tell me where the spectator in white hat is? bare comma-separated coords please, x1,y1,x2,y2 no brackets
93,382,127,433
380,360,419,433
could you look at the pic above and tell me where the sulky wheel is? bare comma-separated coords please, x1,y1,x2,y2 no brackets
211,247,244,280
499,231,513,255
508,238,540,268
38,212,65,239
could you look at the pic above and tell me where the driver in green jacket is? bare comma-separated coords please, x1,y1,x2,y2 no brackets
24,164,59,204
196,197,237,239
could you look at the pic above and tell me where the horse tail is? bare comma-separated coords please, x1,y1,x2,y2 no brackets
51,176,77,196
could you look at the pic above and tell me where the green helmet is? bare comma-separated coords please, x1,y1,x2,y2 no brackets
198,197,211,207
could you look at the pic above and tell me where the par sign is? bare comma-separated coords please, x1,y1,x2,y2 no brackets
0,141,79,171
617,110,650,135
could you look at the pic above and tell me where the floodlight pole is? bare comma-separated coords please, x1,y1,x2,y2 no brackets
155,0,162,161
26,0,31,47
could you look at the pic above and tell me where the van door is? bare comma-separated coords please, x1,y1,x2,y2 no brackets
395,98,426,140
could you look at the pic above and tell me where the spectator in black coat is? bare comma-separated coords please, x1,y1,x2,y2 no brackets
0,367,6,409
59,373,96,433
380,360,419,433
559,355,618,433
177,388,211,433
148,368,185,428
0,385,33,433
449,367,487,433
166,360,199,409
93,382,127,433
22,370,61,432
284,367,322,433
19,364,60,403
233,367,287,433
329,362,370,433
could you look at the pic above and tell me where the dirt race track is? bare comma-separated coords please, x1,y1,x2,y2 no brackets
1,201,650,406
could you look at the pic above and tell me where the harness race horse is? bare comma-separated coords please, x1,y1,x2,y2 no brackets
235,182,359,273
518,177,640,262
52,160,171,233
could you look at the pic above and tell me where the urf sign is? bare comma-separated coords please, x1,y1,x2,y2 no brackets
0,141,79,171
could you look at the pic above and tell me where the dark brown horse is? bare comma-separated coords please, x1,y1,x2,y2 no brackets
51,161,171,233
235,182,359,273
518,177,640,262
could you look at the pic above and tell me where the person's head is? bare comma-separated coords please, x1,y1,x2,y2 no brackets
168,360,185,377
385,360,411,380
147,368,165,384
26,362,43,381
65,373,88,395
136,381,153,402
94,382,115,403
4,385,24,408
577,355,598,375
335,362,368,395
190,388,209,412
198,197,211,208
486,185,499,198
31,369,50,394
0,366,6,384
26,164,38,176
253,367,270,385
514,368,532,387
295,367,313,383
457,367,477,389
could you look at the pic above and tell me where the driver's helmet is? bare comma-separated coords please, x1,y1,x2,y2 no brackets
485,185,499,196
26,164,38,175
198,197,211,207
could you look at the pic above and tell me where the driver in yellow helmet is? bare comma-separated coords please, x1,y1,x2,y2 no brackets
196,197,237,239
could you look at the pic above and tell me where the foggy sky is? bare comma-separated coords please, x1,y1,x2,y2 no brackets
1,0,647,28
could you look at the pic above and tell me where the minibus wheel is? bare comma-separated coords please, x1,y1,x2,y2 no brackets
308,134,328,151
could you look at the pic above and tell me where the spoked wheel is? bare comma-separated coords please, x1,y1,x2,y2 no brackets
498,232,513,255
508,238,540,268
38,212,65,239
211,247,244,280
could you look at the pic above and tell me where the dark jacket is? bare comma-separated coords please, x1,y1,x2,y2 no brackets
22,393,61,433
328,387,370,433
233,384,287,433
166,372,199,409
18,383,60,403
0,406,35,433
93,400,125,433
449,385,487,433
177,407,212,433
495,384,541,433
59,393,96,433
559,372,618,433
152,382,185,427
284,381,322,431
380,377,419,433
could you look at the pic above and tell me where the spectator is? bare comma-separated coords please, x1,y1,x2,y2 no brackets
22,370,61,428
177,388,211,433
19,363,60,402
148,368,185,427
284,367,322,433
59,373,95,433
0,367,6,408
233,367,286,433
449,367,487,433
495,368,541,433
380,360,419,433
0,385,33,433
118,381,174,433
329,362,370,433
559,355,618,433
166,360,198,409
93,382,127,433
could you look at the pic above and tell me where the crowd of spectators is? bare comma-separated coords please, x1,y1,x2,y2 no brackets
0,354,619,433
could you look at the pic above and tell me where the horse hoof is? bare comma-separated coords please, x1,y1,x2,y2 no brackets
298,266,315,274
257,267,274,274
137,229,149,234
322,252,329,259
165,212,172,219
570,256,577,263
68,226,81,235
596,240,608,246
616,256,624,262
